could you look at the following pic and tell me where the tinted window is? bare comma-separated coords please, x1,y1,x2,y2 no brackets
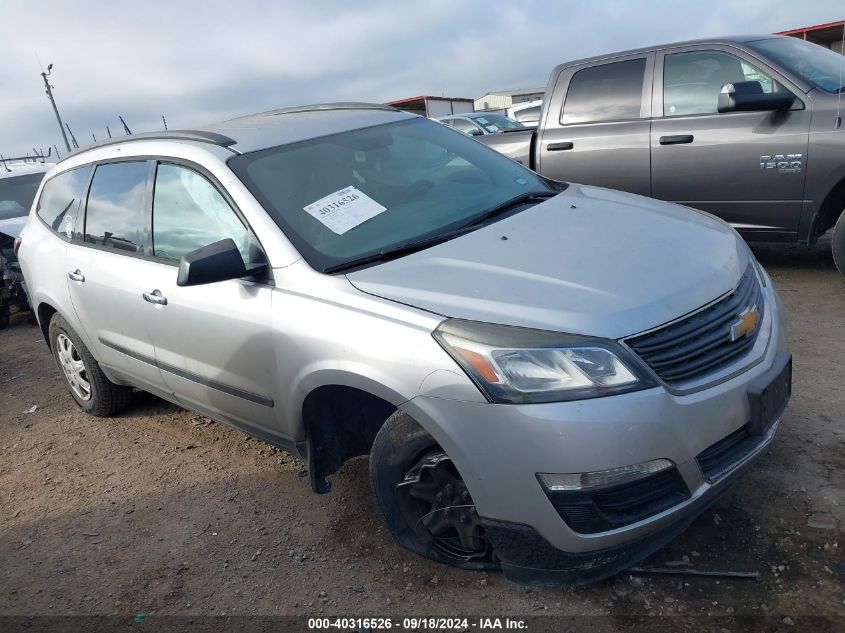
561,58,646,125
749,37,844,93
229,117,557,272
451,118,483,135
152,164,253,262
84,162,149,254
1,173,45,221
470,113,525,131
664,50,786,116
35,167,91,238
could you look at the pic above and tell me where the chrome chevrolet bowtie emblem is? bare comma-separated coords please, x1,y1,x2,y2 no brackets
729,306,759,342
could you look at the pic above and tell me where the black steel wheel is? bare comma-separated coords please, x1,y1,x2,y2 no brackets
369,410,495,569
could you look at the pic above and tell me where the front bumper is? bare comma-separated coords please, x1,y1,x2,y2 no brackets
401,279,788,579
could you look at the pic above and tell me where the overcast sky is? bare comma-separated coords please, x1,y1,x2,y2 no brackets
1,0,842,158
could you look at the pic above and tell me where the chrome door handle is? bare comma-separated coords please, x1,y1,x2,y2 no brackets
68,270,85,282
142,290,168,306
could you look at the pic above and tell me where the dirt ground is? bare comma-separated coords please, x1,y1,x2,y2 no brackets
1,239,843,630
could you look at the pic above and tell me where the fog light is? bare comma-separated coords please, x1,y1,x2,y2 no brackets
537,458,674,492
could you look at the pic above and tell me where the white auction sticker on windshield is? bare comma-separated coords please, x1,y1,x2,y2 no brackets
303,186,387,235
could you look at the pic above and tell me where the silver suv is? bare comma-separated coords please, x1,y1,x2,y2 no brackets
19,103,791,585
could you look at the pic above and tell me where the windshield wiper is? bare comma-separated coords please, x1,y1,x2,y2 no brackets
460,191,557,229
324,190,557,274
323,227,477,274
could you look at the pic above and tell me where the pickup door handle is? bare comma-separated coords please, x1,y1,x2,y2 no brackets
659,134,694,145
142,289,168,306
68,270,85,283
546,141,574,151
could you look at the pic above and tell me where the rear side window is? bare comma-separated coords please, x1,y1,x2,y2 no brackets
36,167,91,239
561,58,646,125
151,164,253,263
84,162,150,254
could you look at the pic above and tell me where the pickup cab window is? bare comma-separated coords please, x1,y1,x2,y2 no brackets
561,58,646,125
663,50,785,116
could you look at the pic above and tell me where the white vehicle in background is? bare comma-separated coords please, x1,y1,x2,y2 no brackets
1,155,53,327
506,100,543,128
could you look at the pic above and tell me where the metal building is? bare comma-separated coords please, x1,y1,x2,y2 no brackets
473,87,545,112
384,96,474,117
776,20,845,54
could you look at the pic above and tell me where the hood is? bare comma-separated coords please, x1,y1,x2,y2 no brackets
347,184,749,339
0,216,26,240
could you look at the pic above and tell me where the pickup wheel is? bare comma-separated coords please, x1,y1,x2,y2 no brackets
49,314,132,417
833,210,845,276
369,410,495,569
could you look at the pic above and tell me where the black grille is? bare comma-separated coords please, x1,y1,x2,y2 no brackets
626,265,763,384
544,468,690,534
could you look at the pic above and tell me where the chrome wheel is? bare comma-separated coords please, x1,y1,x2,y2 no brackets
56,332,91,401
396,452,491,563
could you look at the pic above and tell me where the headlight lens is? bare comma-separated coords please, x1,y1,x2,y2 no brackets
433,319,657,404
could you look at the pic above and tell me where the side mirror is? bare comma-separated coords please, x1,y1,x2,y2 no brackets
177,238,266,287
465,127,483,136
717,81,795,113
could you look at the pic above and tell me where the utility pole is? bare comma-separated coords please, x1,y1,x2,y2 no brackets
41,64,71,153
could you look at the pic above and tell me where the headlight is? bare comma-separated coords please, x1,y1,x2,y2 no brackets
433,319,657,404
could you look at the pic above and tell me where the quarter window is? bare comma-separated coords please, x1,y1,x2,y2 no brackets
35,166,91,238
663,50,785,116
152,164,252,263
84,162,150,253
561,58,646,125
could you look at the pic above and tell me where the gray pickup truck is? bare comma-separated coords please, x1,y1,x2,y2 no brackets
476,35,845,274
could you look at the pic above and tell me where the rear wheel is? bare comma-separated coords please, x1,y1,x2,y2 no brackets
369,410,495,569
832,209,845,276
49,314,132,416
0,300,9,330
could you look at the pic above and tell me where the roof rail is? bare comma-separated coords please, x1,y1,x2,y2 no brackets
229,102,399,121
65,129,237,160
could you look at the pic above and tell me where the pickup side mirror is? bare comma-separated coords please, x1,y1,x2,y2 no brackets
177,238,266,287
717,80,795,113
464,127,483,136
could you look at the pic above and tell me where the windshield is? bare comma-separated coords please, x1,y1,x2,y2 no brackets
229,117,555,272
0,172,44,220
749,37,845,93
469,113,525,131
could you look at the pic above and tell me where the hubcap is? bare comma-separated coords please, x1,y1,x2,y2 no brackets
396,452,491,563
56,333,91,401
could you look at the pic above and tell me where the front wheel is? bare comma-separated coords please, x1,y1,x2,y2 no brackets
832,209,845,276
49,314,132,416
369,410,496,569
